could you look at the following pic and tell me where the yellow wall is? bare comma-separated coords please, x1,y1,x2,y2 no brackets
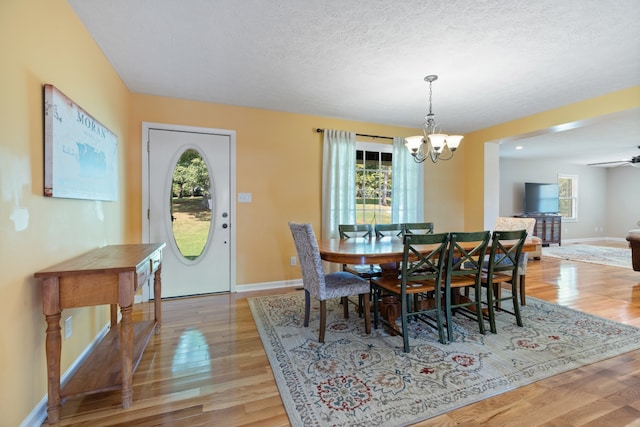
128,95,465,285
3,0,638,425
462,86,640,231
1,1,130,425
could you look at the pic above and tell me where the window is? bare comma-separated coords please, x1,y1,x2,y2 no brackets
558,174,578,220
355,142,393,224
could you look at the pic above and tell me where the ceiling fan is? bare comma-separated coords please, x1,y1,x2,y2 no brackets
588,146,640,167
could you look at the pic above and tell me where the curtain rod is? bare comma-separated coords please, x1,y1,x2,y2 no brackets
315,128,394,141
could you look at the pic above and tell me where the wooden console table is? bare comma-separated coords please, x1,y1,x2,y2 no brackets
34,243,166,424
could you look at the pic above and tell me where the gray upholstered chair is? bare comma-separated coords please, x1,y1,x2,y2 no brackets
289,222,371,343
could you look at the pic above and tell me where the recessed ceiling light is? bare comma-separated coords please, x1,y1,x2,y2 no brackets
515,146,523,150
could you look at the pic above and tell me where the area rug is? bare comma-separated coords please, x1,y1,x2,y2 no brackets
542,244,632,269
249,292,640,427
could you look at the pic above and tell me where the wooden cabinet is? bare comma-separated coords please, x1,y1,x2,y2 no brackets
516,214,561,246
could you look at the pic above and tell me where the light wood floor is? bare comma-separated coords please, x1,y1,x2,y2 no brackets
43,242,640,426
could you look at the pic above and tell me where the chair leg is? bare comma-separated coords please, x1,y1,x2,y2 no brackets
474,283,486,335
433,288,446,344
485,283,497,334
319,300,327,343
510,281,524,327
342,296,349,318
400,296,410,353
372,288,380,329
519,274,526,306
304,290,311,327
362,293,371,334
445,287,454,343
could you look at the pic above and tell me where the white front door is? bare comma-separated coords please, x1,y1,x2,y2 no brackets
144,125,235,297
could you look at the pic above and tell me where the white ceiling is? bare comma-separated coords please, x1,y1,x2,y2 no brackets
67,0,640,166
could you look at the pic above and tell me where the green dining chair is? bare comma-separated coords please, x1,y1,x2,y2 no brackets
403,222,435,235
374,223,404,238
442,231,491,342
371,232,450,351
481,229,528,334
338,224,380,278
338,224,381,317
338,224,373,239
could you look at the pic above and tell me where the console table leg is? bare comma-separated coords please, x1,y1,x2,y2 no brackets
110,304,118,328
45,312,61,424
119,304,133,408
153,267,162,328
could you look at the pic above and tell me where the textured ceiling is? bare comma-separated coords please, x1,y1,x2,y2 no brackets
67,0,640,166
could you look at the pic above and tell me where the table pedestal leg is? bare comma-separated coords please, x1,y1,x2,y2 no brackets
380,262,400,277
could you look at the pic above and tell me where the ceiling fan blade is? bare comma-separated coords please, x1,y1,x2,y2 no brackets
587,160,629,166
588,148,640,167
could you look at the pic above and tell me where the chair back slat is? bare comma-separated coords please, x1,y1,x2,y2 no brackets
403,222,435,235
446,231,491,279
486,229,528,278
374,223,404,238
400,232,449,286
339,224,373,239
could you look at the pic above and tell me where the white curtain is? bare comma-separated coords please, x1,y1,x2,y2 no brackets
322,129,356,239
391,136,424,223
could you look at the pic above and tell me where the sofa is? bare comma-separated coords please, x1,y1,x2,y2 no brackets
627,229,640,271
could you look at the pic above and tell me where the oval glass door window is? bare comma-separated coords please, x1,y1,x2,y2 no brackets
170,149,212,260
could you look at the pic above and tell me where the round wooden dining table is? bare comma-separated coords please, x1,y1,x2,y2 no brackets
317,236,538,266
317,236,409,265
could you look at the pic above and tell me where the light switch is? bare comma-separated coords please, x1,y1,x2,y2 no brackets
238,192,252,203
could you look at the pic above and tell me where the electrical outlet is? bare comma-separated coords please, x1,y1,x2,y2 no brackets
290,256,297,266
65,316,72,339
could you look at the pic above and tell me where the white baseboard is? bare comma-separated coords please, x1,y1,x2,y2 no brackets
21,323,111,427
236,279,302,292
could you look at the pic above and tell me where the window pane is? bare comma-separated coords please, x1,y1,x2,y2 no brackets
558,174,577,220
364,151,380,169
355,144,393,225
171,149,212,260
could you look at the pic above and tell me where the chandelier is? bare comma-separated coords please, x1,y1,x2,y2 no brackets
405,75,463,163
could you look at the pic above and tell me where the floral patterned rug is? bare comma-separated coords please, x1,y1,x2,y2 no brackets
249,292,640,427
542,244,632,269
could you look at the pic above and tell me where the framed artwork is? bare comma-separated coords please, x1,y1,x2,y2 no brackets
43,84,118,201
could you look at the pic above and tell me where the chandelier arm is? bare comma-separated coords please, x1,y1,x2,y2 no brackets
435,149,455,161
405,74,463,164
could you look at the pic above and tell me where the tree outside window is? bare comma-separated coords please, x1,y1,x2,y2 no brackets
558,174,578,220
355,142,392,224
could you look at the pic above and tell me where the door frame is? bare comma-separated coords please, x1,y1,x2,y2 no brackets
141,121,237,292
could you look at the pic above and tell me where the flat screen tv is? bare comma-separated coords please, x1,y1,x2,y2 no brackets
524,182,559,214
